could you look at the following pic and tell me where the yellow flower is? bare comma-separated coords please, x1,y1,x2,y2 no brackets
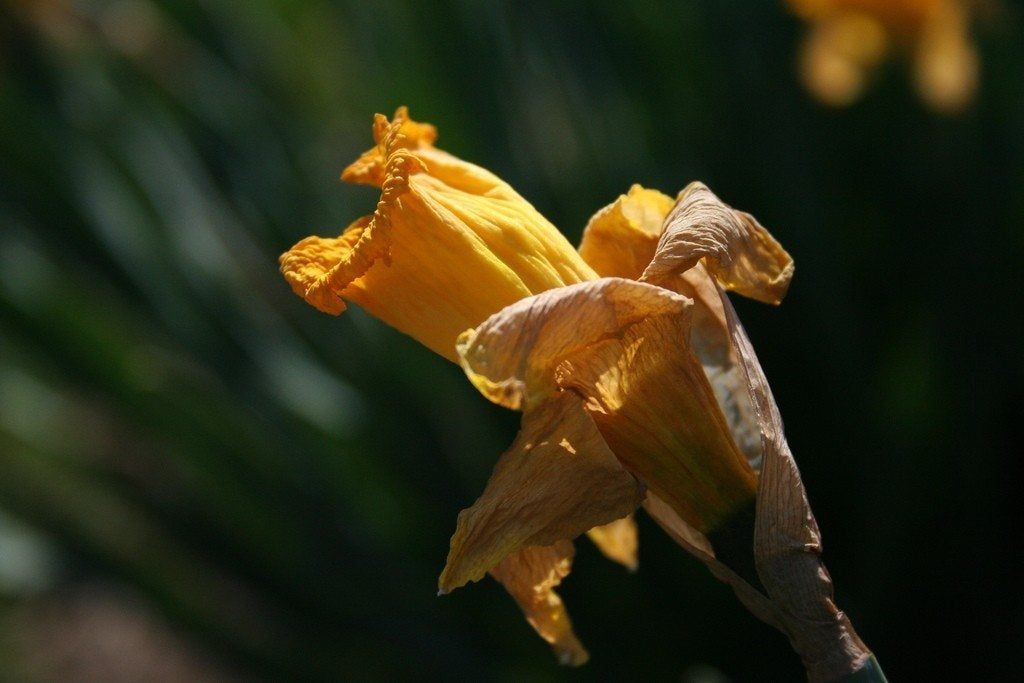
281,110,875,680
280,107,596,362
790,0,979,112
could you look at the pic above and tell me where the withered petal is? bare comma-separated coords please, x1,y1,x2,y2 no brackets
718,288,870,681
641,182,794,305
456,278,691,411
489,540,589,666
438,391,644,594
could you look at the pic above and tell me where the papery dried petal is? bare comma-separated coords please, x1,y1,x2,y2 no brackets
439,391,644,593
456,278,690,410
586,515,639,571
555,302,758,533
641,182,793,305
718,289,871,681
489,540,589,666
576,187,761,466
457,278,757,534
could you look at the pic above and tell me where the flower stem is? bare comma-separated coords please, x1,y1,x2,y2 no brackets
838,655,888,683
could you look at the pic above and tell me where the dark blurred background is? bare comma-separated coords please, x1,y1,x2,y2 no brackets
1,1,1022,680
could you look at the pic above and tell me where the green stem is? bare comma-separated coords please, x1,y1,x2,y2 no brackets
838,655,888,683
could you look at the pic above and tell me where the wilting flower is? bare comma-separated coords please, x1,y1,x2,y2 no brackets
789,0,979,112
281,109,880,680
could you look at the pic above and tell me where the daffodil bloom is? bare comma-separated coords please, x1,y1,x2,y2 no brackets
789,0,979,112
281,109,880,681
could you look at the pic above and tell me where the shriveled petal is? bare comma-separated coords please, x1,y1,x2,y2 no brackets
280,108,596,361
489,540,589,666
457,277,757,534
642,279,871,681
439,391,644,593
576,187,761,467
586,515,639,571
578,185,674,279
674,264,763,468
717,289,871,681
554,296,758,534
640,182,794,305
456,278,690,410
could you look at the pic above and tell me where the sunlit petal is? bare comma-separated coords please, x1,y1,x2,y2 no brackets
586,515,639,571
489,540,589,666
280,108,595,361
456,278,690,411
578,184,674,279
641,182,793,304
439,391,644,593
458,278,756,533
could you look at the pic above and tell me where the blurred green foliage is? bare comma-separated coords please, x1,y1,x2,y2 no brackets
1,0,1022,680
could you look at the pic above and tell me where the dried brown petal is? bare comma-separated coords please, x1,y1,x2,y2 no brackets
438,391,644,594
641,182,793,305
490,541,589,666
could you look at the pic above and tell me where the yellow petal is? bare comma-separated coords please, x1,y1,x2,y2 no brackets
788,0,940,29
913,0,977,113
586,515,639,571
574,186,761,466
456,278,690,411
280,108,596,361
489,540,589,666
555,299,758,534
457,278,757,533
578,185,674,279
439,390,644,593
640,182,794,305
798,14,888,107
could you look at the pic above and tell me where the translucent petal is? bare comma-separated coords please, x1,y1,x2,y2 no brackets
456,278,690,411
578,185,674,279
586,515,639,571
439,391,644,593
457,278,757,533
489,540,589,666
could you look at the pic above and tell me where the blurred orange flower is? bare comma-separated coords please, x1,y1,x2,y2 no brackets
280,109,877,680
789,0,979,112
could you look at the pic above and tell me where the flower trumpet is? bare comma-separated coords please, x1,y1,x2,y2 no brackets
280,109,882,681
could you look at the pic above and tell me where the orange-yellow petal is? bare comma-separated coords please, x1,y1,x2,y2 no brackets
555,300,757,533
456,278,690,411
489,540,589,666
439,390,644,593
579,186,762,467
913,0,977,113
798,14,889,107
578,185,674,279
640,182,794,305
279,109,596,361
586,515,639,571
457,278,757,534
